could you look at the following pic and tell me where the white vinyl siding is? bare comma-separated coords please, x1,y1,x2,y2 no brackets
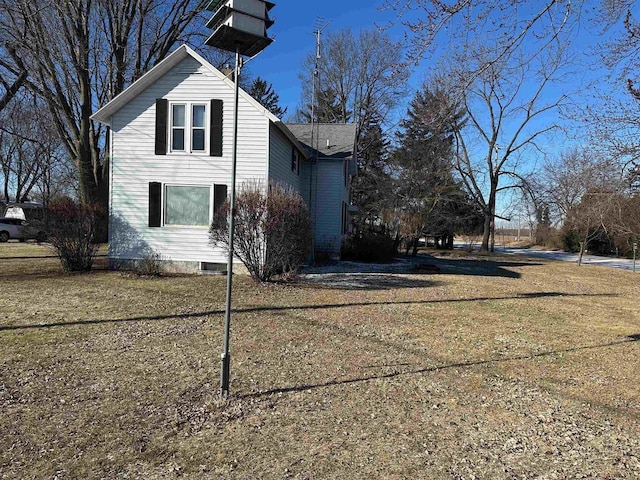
313,159,350,256
267,124,303,191
109,56,270,264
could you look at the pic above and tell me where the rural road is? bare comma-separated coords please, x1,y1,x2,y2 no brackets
484,245,638,272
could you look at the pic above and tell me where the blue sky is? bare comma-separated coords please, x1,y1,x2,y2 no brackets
235,0,409,118
198,1,637,220
203,0,627,129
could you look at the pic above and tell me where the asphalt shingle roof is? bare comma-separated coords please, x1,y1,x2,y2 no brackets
285,123,356,160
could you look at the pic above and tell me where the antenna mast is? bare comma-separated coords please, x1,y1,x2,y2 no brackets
309,18,330,264
311,18,330,159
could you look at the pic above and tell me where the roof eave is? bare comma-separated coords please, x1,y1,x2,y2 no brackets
272,121,310,160
91,45,193,125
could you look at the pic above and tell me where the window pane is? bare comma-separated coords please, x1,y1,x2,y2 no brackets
192,105,206,128
172,104,185,127
192,129,205,151
165,186,210,226
172,128,185,151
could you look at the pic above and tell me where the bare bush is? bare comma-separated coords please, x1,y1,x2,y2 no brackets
209,182,312,282
47,198,100,272
133,250,164,277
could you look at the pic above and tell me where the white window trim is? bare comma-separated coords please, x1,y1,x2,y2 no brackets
292,149,300,175
169,102,209,154
162,183,213,228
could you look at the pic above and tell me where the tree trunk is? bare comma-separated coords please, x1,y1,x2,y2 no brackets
480,214,491,252
480,181,497,253
578,240,586,266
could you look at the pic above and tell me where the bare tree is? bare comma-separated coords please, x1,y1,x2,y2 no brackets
0,4,28,113
541,148,619,220
443,40,571,252
585,4,640,177
297,28,409,140
382,0,587,79
0,0,206,208
381,0,632,253
537,147,629,263
607,193,640,254
0,92,66,203
0,49,27,113
568,188,621,264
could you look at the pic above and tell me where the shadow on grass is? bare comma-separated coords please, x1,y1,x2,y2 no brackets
298,274,443,290
243,334,640,399
427,257,544,279
0,291,616,332
301,253,543,281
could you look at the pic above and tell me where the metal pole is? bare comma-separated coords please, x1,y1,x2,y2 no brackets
634,242,637,273
221,46,241,399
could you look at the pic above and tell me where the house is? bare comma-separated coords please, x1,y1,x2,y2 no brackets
91,45,356,273
286,123,357,258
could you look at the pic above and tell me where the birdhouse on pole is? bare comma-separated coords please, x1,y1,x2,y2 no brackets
202,0,276,400
204,0,275,57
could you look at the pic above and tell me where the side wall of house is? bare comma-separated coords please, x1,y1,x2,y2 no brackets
267,124,304,193
314,158,350,257
109,56,270,269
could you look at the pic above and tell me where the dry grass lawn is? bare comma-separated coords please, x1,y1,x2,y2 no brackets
1,243,639,479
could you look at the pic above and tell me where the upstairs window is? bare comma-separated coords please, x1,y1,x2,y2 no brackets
169,103,208,153
156,99,223,157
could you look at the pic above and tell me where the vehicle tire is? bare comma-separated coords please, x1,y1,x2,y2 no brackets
0,231,9,242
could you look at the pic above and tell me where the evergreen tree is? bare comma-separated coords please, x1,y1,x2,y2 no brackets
392,86,468,253
248,77,288,119
351,118,392,232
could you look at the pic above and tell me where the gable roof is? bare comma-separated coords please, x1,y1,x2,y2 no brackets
91,45,307,157
92,45,277,125
286,123,357,160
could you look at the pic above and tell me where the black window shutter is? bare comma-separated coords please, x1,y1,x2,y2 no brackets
149,182,162,227
214,184,228,214
210,99,223,157
155,99,168,155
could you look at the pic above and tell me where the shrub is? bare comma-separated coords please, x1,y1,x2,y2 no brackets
209,181,312,282
560,226,582,253
133,250,164,277
545,230,565,250
341,231,397,262
47,198,100,272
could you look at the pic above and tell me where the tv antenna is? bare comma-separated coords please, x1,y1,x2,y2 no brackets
309,17,330,264
311,17,331,149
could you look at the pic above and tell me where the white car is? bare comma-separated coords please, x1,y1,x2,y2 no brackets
0,217,47,242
